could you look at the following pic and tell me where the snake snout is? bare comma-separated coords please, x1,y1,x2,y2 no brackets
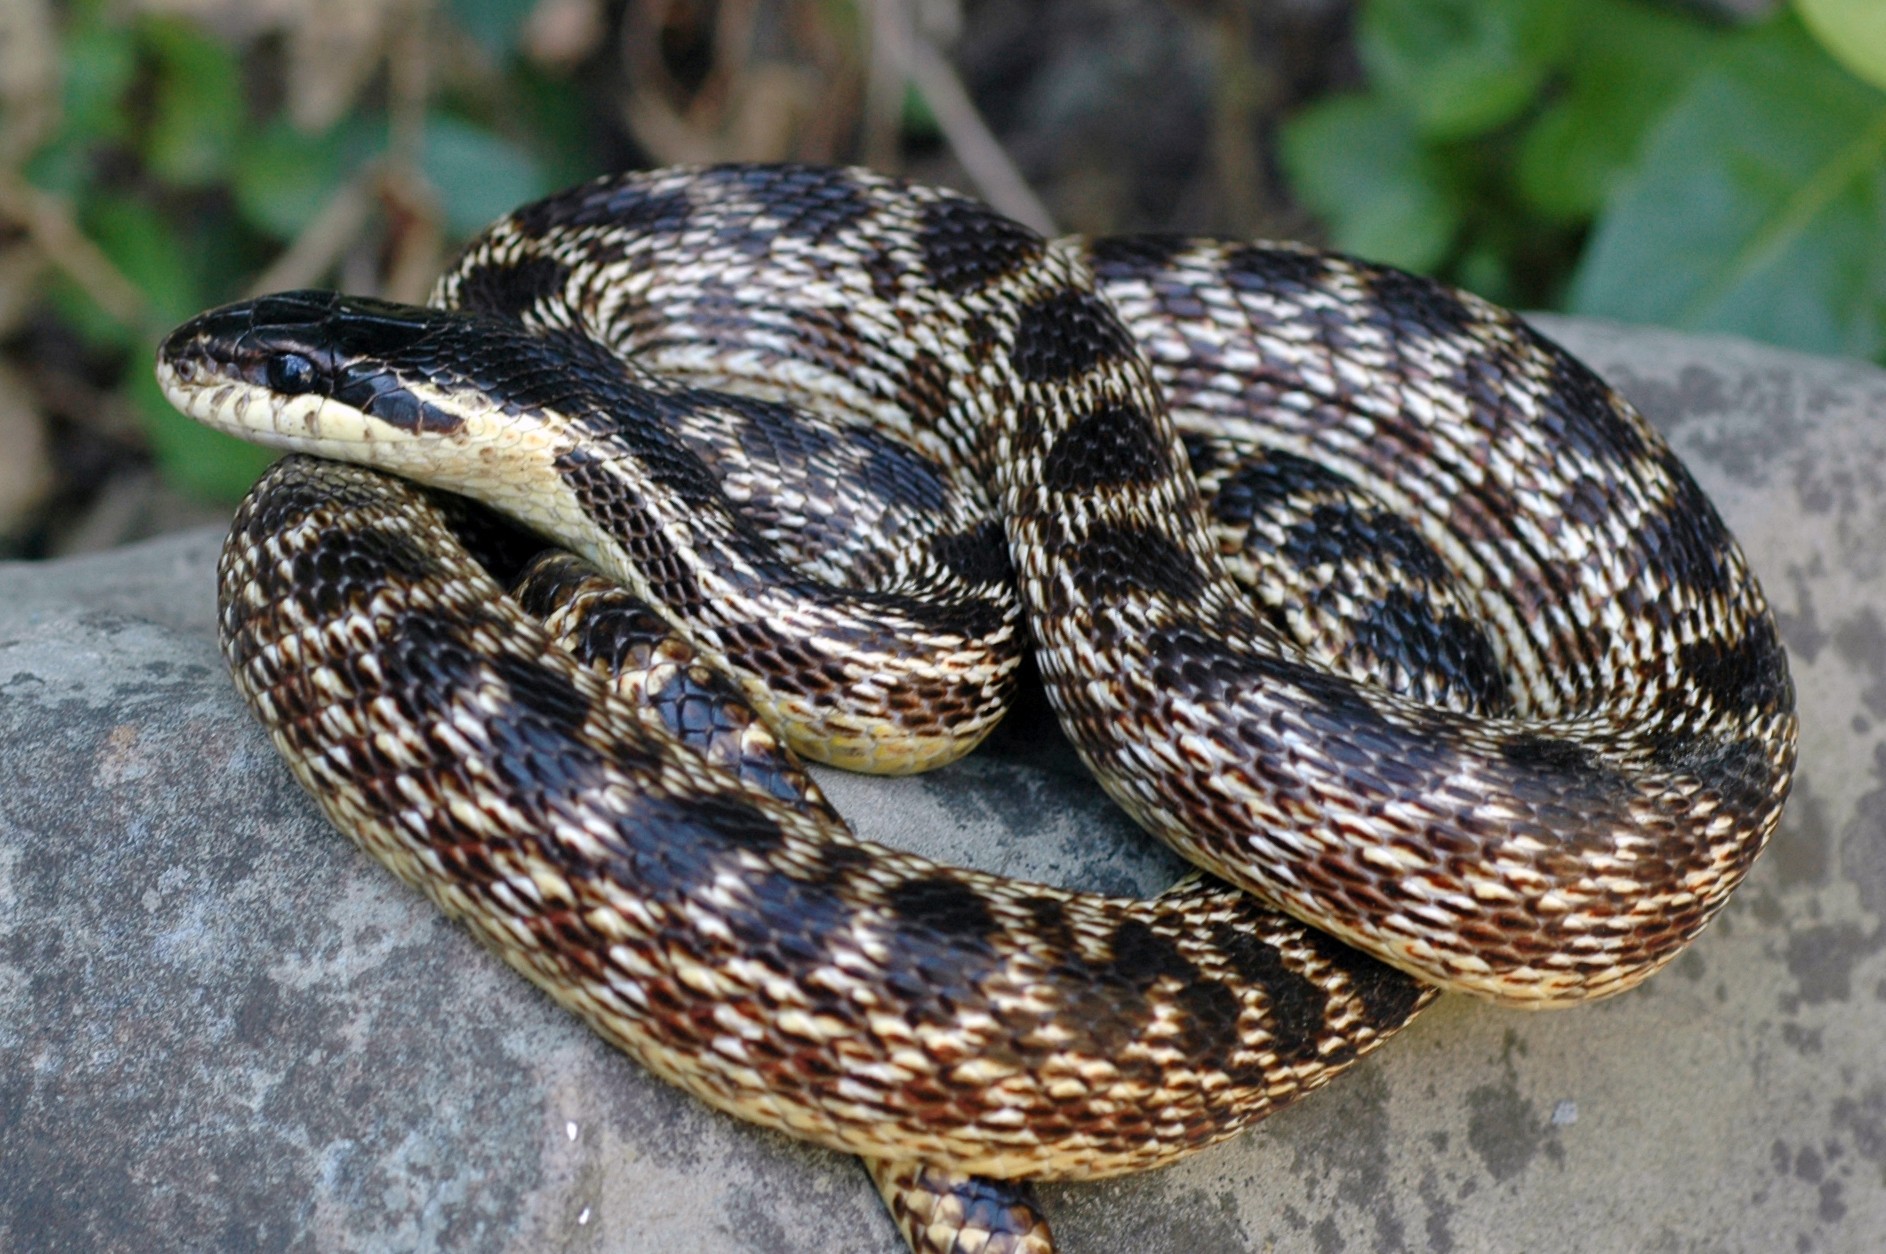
157,292,342,399
156,290,482,454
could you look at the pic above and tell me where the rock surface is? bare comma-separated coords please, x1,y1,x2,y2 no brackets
3,317,1883,1253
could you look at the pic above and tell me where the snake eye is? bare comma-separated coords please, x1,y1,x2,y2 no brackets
267,352,320,395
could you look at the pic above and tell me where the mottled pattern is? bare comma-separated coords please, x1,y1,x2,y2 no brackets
160,281,1020,777
6,319,1878,1253
871,1158,1055,1254
214,457,1431,1187
1183,442,1506,713
150,166,1797,1249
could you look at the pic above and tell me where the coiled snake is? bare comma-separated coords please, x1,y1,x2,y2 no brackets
156,165,1797,1253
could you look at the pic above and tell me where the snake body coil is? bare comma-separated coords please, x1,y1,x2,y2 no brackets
157,165,1796,1244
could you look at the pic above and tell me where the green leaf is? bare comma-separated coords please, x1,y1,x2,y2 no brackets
60,20,137,144
512,67,600,192
1359,0,1573,141
140,18,244,188
1568,15,1886,359
1798,0,1886,93
47,195,202,350
1280,93,1462,272
25,18,137,195
421,115,548,238
1516,0,1720,221
232,121,349,239
902,84,940,140
92,196,203,326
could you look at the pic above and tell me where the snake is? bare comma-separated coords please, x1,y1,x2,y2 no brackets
155,164,1797,1253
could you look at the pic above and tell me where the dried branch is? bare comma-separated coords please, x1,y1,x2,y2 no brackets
869,0,1055,235
246,164,380,296
0,171,148,330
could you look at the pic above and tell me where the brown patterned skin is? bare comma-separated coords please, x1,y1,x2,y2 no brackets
157,165,1795,1248
213,456,1432,1185
869,1158,1056,1254
517,550,1063,1249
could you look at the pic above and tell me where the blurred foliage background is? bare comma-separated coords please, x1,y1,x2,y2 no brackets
1,0,1882,558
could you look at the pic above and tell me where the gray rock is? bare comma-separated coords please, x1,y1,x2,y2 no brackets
3,316,1882,1252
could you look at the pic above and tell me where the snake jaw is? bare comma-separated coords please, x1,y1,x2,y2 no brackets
155,291,495,474
155,352,334,453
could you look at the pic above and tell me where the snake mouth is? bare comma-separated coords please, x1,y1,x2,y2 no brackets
155,290,468,450
156,291,345,446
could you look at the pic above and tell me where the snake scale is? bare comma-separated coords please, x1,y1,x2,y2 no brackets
156,164,1797,1253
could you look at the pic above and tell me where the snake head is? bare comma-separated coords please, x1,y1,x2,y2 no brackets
157,288,635,553
156,291,470,455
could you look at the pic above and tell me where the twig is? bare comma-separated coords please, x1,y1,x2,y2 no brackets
861,0,908,170
871,0,1055,236
1208,5,1267,237
380,0,444,303
0,170,147,329
386,0,432,172
246,164,379,296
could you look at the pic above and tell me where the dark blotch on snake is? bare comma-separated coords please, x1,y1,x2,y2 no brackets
283,503,445,611
1348,588,1506,713
1629,459,1740,610
1080,233,1195,279
810,840,873,882
474,635,598,742
1009,289,1139,384
916,196,1043,294
1288,499,1440,581
1142,626,1469,789
1220,244,1333,297
562,388,726,505
1018,895,1075,951
885,875,1001,947
595,790,795,912
648,167,875,260
1498,733,1604,778
514,181,693,236
1040,402,1172,492
1207,448,1360,524
551,445,707,607
929,520,1012,588
1362,264,1482,339
760,166,874,244
1663,625,1795,737
1104,920,1198,988
452,253,571,317
807,837,871,886
1064,524,1206,607
1101,921,1249,1068
1534,336,1655,469
1037,920,1208,1066
861,435,952,515
1297,928,1431,1033
1492,732,1638,834
1141,624,1273,704
1210,923,1326,1069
